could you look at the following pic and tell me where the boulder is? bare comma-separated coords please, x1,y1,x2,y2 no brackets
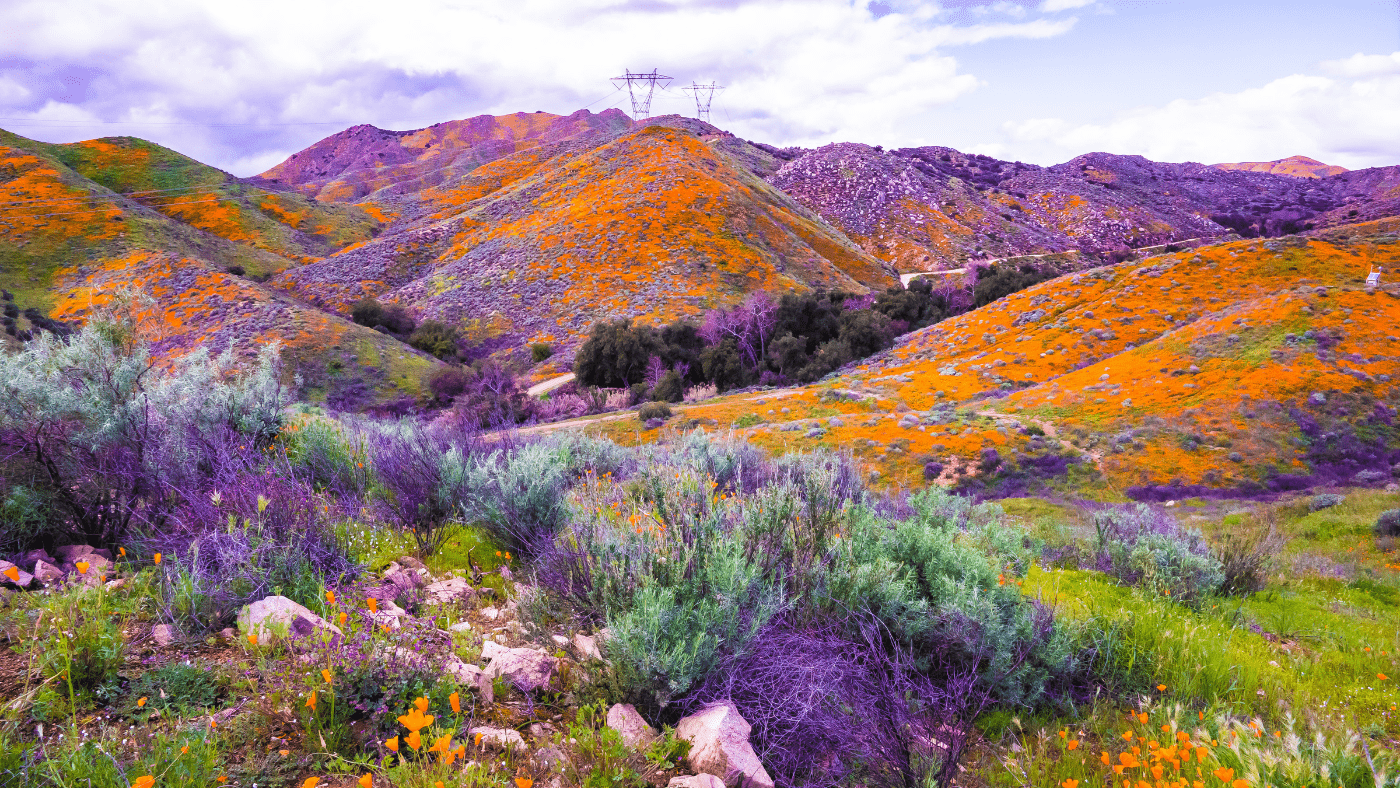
55,544,113,563
151,624,176,647
607,703,658,749
32,560,65,585
481,640,557,692
0,561,34,590
668,777,727,788
573,632,603,661
675,702,774,788
445,657,494,703
424,577,475,607
237,596,343,646
468,725,526,750
17,549,53,572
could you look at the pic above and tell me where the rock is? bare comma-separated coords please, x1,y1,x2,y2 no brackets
32,560,65,585
55,544,113,563
532,744,568,772
424,577,475,606
445,658,494,703
75,554,111,582
151,624,177,647
551,634,570,648
573,632,603,661
237,596,343,646
481,641,557,692
449,621,474,633
675,701,774,788
0,561,34,590
468,726,526,750
17,549,53,571
607,703,658,749
668,776,727,788
481,606,500,621
220,628,239,641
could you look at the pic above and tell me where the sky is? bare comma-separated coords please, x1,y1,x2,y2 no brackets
0,0,1397,176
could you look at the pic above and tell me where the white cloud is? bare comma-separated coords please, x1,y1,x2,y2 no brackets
1040,0,1094,12
0,0,1082,172
1004,54,1400,169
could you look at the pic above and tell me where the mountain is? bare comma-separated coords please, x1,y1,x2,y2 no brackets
641,219,1400,497
1212,155,1349,179
263,114,894,349
0,130,438,406
766,145,1400,272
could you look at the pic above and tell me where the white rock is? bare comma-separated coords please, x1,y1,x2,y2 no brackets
551,634,570,648
0,561,34,589
668,776,726,788
675,702,774,788
151,624,176,647
237,595,343,646
445,658,494,704
424,577,475,606
481,640,557,692
449,621,474,633
573,632,603,661
32,560,65,585
606,703,658,749
468,725,526,750
481,606,500,621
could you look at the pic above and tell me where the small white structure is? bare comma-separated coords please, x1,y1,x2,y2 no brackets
1366,266,1382,288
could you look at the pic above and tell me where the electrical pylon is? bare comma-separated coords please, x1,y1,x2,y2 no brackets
682,82,724,123
610,70,673,120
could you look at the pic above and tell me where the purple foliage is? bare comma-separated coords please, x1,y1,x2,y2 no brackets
367,422,485,554
954,448,1080,500
699,292,779,372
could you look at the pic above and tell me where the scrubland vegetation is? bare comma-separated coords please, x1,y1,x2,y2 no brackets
1,300,1397,788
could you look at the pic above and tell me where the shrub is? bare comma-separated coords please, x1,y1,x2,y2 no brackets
1310,493,1346,511
282,415,371,498
1214,507,1285,595
0,292,287,547
638,401,672,422
427,366,471,402
1091,504,1224,605
120,662,225,719
530,342,554,363
459,442,571,558
367,421,479,555
1377,509,1400,538
351,297,415,335
407,319,461,360
650,369,684,403
683,383,718,403
575,320,656,387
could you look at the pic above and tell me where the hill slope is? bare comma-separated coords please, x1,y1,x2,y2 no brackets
270,117,895,349
639,220,1400,498
1213,155,1349,179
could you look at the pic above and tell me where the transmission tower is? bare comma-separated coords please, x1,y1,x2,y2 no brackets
611,69,673,120
682,82,724,123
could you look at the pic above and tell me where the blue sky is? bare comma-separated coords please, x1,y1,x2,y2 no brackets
0,0,1396,174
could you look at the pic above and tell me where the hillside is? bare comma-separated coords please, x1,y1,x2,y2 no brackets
768,144,1400,273
1213,155,1349,179
0,131,436,405
270,116,894,349
611,219,1400,498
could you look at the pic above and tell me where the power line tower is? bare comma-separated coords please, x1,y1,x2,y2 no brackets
611,69,673,120
682,82,724,123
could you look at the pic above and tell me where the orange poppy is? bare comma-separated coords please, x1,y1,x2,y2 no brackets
131,777,155,788
301,779,320,788
385,737,399,752
359,776,373,788
449,692,461,714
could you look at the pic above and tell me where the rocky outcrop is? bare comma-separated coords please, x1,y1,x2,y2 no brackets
674,702,774,788
237,596,343,646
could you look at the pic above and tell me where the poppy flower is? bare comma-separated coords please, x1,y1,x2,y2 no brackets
2,567,17,582
302,779,320,788
516,780,534,788
248,633,258,646
385,737,399,752
366,598,378,613
1067,739,1080,750
1061,781,1078,788
406,730,422,751
359,776,372,788
449,692,461,714
137,697,148,708
1100,752,1111,766
76,561,90,575
338,612,348,626
1118,753,1139,768
153,553,162,565
119,547,126,557
305,693,317,711
1380,673,1390,681
180,746,189,755
217,778,227,784
397,705,433,733
322,669,333,684
326,591,336,605
1213,768,1234,782
1137,713,1149,724
1231,781,1249,788
1122,731,1135,740
131,777,155,788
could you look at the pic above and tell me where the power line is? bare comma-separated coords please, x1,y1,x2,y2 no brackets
681,82,725,123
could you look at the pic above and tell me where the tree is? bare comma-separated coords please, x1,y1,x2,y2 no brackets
700,292,778,372
574,320,657,388
408,320,461,360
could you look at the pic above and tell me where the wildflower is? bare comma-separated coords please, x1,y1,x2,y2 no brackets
406,730,422,751
119,547,127,557
3,567,17,582
180,746,189,754
153,553,162,565
305,693,317,711
248,633,258,646
1177,731,1189,743
1380,673,1390,681
359,776,372,788
1059,729,1068,739
1213,768,1234,782
1119,753,1140,768
76,561,90,575
1138,713,1149,724
516,780,534,788
366,598,378,613
1231,781,1249,788
338,612,348,626
1062,781,1079,788
137,697,148,708
302,779,320,788
505,551,512,561
450,692,461,714
1157,684,1166,692
1151,765,1164,780
1067,739,1080,750
217,778,227,784
436,783,444,788
1122,730,1135,741
326,591,336,605
398,705,434,734
131,777,155,788
385,736,399,752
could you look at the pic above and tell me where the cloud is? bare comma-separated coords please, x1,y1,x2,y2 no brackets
1004,53,1400,169
0,0,1081,173
1040,0,1094,11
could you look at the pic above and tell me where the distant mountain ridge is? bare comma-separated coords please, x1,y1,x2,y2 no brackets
1212,155,1348,179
